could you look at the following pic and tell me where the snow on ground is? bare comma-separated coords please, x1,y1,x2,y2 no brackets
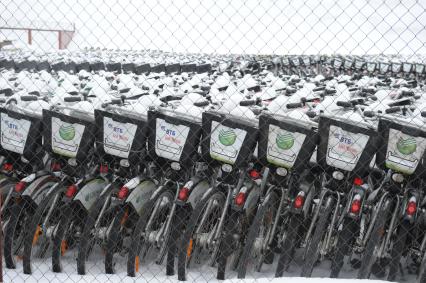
3,245,408,283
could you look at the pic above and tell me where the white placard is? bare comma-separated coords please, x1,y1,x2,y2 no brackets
326,125,369,171
385,128,426,175
0,113,31,154
266,124,306,169
51,117,85,158
209,121,247,165
103,116,137,158
155,118,190,161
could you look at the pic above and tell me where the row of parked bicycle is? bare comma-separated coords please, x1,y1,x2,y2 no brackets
2,48,426,78
0,51,426,282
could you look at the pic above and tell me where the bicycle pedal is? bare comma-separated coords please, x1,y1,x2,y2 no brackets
371,261,387,278
407,262,418,275
350,258,361,269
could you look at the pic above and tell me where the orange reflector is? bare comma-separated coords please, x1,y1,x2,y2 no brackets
187,238,193,258
32,225,42,246
61,240,68,256
120,209,129,226
135,256,139,273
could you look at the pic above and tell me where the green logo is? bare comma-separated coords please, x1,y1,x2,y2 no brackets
59,124,75,141
276,132,294,150
397,137,416,155
218,129,237,146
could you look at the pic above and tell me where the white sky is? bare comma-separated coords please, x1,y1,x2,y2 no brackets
0,0,425,56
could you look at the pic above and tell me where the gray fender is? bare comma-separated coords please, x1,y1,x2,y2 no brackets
125,180,159,216
366,188,381,206
0,174,11,187
22,175,58,205
243,185,261,217
187,180,210,209
74,179,108,211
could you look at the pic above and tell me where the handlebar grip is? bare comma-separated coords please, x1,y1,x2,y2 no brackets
306,111,317,118
401,90,414,97
385,107,401,114
64,96,82,102
160,95,182,102
363,111,375,118
325,88,337,95
240,100,257,106
110,98,122,105
313,86,325,92
351,98,365,105
363,88,376,94
336,101,352,108
286,88,297,94
286,102,303,109
194,100,210,107
20,95,38,101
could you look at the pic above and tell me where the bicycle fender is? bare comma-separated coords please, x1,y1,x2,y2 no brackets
243,186,261,215
366,188,381,206
22,175,57,201
0,174,11,187
125,180,158,216
74,179,108,211
187,180,210,209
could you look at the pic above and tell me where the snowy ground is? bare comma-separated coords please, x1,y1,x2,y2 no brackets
3,245,412,283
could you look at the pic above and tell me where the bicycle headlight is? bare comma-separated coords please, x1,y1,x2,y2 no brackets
392,173,404,183
276,167,288,177
332,171,344,180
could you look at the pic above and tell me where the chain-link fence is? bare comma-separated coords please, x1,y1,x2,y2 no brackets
1,1,426,283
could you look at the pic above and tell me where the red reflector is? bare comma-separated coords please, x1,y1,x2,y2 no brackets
100,164,108,174
407,201,417,216
249,170,261,180
3,163,13,172
353,177,363,186
117,186,129,200
350,199,362,214
65,185,78,198
15,181,26,193
51,162,61,171
235,192,246,206
294,195,305,209
178,187,190,202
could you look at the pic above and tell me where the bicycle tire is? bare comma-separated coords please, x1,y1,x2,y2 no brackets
177,190,226,281
127,189,174,276
237,190,279,279
23,185,64,274
301,195,335,277
357,198,391,279
387,221,410,281
330,218,359,278
275,213,303,277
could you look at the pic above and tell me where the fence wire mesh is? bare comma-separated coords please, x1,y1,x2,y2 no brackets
1,1,426,283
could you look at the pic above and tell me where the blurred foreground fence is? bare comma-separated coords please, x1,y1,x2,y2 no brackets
1,1,426,283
